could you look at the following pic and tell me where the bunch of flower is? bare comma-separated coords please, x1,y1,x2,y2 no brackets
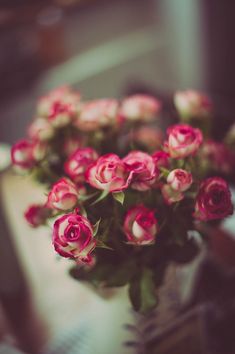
11,87,234,313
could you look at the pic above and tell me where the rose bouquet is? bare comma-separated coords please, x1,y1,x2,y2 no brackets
11,87,234,313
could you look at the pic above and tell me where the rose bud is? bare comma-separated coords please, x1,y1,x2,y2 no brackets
75,99,119,132
194,177,233,221
167,169,192,192
132,127,163,151
28,118,54,141
152,151,169,169
64,147,98,182
86,154,130,192
24,204,51,228
53,212,96,263
166,124,203,158
161,184,184,205
174,90,212,121
123,151,157,191
124,205,158,245
37,86,80,127
11,139,46,170
47,178,85,211
120,94,161,122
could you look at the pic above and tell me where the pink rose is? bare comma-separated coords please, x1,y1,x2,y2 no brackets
47,178,85,211
64,148,98,182
123,151,157,191
152,151,169,169
28,118,54,141
37,86,80,127
166,124,203,158
124,205,158,245
167,169,192,192
11,139,46,170
76,99,119,131
194,177,233,221
24,204,51,228
174,90,212,120
120,94,161,122
53,212,96,263
161,184,184,205
132,127,163,150
86,154,130,192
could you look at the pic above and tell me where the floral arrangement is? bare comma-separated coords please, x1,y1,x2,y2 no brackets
11,87,234,313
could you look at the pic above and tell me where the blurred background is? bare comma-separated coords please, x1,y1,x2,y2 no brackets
1,1,235,353
1,0,235,143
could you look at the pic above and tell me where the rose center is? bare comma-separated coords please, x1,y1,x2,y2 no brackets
137,214,153,228
211,191,224,205
50,101,69,117
67,226,80,240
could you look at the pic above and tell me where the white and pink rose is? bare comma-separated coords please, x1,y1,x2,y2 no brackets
64,147,98,182
123,151,157,191
37,86,80,127
124,205,158,245
76,99,119,131
11,139,46,170
53,212,96,263
24,204,51,228
120,94,161,122
47,178,85,211
167,169,192,192
174,90,212,120
166,124,203,158
86,154,130,192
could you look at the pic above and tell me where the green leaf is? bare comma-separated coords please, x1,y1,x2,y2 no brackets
105,262,135,287
69,265,92,282
70,261,135,290
93,218,101,236
79,191,99,202
112,191,125,205
129,276,141,312
96,240,113,250
128,268,158,313
70,264,112,285
159,167,170,178
177,159,185,168
91,190,109,205
79,205,87,217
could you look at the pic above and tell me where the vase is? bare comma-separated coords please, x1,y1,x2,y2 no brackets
72,264,182,354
